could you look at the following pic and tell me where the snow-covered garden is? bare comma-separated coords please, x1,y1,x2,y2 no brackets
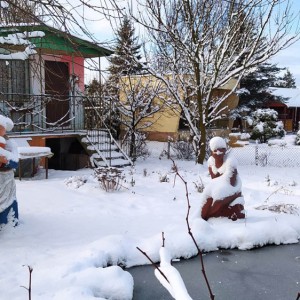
1,139,300,300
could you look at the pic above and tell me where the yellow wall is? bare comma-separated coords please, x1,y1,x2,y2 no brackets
140,105,180,141
119,75,239,141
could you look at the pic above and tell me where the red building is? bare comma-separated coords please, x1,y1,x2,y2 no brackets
266,87,300,132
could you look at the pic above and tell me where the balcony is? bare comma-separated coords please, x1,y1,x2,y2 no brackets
0,93,108,134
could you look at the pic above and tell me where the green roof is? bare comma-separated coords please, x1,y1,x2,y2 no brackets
0,24,113,58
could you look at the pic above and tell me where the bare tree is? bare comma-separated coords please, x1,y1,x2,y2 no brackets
111,74,167,161
115,0,300,163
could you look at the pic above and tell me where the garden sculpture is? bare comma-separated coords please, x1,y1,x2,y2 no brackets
201,136,245,221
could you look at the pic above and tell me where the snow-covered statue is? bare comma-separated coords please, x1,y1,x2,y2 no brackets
200,136,245,221
0,115,19,228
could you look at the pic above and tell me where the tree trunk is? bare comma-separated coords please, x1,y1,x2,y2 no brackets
129,130,136,161
197,125,206,164
195,62,206,165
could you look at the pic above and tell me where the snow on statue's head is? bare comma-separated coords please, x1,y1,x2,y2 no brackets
0,115,14,132
209,136,226,151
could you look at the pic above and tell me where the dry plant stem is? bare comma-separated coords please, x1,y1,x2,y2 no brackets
171,159,215,300
20,265,33,300
264,186,285,203
136,246,170,284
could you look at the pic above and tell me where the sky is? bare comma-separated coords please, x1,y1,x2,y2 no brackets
274,42,300,87
0,138,299,299
268,1,300,86
84,0,300,86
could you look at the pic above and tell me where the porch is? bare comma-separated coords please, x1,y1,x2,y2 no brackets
1,93,132,170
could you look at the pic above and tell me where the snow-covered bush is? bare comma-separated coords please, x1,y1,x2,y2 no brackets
249,108,285,143
193,177,205,193
267,139,287,147
169,137,195,160
159,173,169,182
295,130,300,145
94,167,125,192
256,203,299,215
64,176,87,189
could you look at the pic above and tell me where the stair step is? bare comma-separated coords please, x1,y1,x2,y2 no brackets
93,152,125,159
94,158,131,167
83,138,112,144
86,144,118,151
79,131,132,168
98,145,118,151
86,131,109,137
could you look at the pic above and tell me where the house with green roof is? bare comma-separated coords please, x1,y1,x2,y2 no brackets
0,24,131,171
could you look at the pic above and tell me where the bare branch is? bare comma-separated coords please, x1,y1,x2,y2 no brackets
170,158,215,300
136,246,170,284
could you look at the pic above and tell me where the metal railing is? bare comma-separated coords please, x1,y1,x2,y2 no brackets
0,93,115,133
0,93,132,165
0,93,85,133
83,97,132,166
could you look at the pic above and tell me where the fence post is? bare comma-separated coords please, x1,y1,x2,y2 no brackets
255,140,259,166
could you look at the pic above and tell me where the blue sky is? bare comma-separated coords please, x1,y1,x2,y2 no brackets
271,1,300,86
88,0,300,86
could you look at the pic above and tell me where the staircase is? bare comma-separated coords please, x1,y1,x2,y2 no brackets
79,129,132,168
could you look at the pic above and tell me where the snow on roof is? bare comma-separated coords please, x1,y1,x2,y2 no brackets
0,29,43,60
269,87,300,107
0,45,36,60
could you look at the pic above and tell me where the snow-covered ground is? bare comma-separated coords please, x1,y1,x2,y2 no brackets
1,139,300,300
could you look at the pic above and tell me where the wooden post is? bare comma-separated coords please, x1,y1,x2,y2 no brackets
32,158,35,177
45,156,49,179
19,159,22,181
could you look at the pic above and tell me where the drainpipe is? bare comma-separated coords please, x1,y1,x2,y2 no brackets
71,53,76,131
39,48,43,128
295,106,298,132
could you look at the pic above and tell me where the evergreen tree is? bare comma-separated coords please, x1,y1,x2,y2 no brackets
107,15,143,77
106,15,144,112
249,108,285,143
275,68,297,88
232,63,286,124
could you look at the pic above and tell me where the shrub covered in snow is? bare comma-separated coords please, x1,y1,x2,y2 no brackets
295,130,300,145
94,167,125,192
249,108,285,143
168,137,195,160
268,139,287,147
64,176,87,189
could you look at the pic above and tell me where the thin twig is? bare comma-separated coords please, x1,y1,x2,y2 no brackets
20,265,33,300
264,186,285,203
170,158,215,300
136,247,170,284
